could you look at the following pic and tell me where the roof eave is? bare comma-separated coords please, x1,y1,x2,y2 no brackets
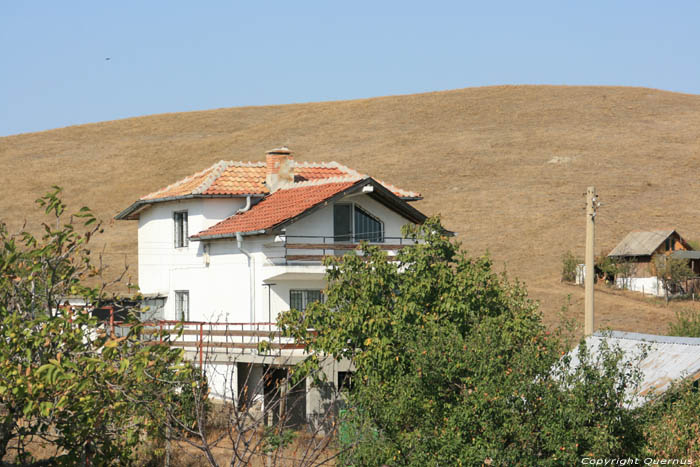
270,178,431,234
190,229,267,242
114,193,266,220
190,178,435,241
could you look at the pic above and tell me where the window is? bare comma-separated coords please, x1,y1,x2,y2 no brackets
333,204,353,242
333,204,383,242
175,290,189,321
664,237,675,252
290,289,322,313
174,211,188,248
354,206,383,242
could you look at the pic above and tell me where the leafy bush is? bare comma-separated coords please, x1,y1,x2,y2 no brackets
0,188,193,464
642,381,700,459
654,254,695,302
668,309,700,337
561,250,581,282
595,254,619,284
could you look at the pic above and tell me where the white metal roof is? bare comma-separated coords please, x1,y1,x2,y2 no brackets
568,331,700,408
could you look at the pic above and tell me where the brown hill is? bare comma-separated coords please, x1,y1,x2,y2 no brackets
2,85,700,335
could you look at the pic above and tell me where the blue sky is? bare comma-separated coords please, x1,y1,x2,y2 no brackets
1,1,698,136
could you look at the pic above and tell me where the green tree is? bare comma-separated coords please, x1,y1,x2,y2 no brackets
669,308,700,337
654,253,694,303
279,218,644,465
0,188,198,465
560,250,581,283
640,380,700,460
595,254,619,285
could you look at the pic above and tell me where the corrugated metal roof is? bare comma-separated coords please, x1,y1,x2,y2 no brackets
569,331,700,408
671,250,700,260
608,230,675,257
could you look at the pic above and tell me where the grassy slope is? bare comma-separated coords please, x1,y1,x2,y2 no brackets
2,85,700,334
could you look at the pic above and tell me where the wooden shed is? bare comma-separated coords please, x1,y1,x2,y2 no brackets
608,229,692,278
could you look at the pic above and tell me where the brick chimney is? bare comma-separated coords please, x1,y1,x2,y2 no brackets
265,147,294,192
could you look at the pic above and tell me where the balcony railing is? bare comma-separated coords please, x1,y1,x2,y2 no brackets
104,319,307,371
282,235,416,263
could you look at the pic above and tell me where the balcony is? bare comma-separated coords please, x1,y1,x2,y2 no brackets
105,320,310,366
281,235,416,263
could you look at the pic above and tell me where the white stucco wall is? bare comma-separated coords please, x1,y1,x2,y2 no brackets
137,198,245,321
284,193,412,240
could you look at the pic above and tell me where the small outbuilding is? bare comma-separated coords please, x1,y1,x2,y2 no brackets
607,229,695,296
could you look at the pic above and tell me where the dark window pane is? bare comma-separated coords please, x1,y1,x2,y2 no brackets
290,290,304,311
174,211,189,248
183,212,188,246
338,371,354,391
354,206,382,242
306,290,322,305
334,204,352,241
175,291,189,321
290,290,323,313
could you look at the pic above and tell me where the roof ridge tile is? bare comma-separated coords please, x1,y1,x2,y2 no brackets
141,160,223,200
225,161,267,167
192,160,231,194
276,175,365,191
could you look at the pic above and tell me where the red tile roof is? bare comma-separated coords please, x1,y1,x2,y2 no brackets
141,162,267,200
193,180,358,238
140,161,420,201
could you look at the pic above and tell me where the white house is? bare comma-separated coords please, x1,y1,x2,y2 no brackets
115,147,431,422
116,147,427,325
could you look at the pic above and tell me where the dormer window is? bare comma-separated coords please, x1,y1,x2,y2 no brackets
333,203,384,243
174,211,188,248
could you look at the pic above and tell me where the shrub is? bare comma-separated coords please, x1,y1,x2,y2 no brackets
668,309,700,337
642,381,700,459
0,188,192,464
561,250,581,283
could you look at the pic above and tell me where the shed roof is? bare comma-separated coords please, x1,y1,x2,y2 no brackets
570,331,700,408
671,250,700,260
608,230,677,257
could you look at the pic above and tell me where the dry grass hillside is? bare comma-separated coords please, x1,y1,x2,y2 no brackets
2,85,700,335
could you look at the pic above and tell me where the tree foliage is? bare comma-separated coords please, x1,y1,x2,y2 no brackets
0,188,197,465
279,218,644,465
642,381,700,459
560,250,580,283
654,253,694,302
669,308,700,338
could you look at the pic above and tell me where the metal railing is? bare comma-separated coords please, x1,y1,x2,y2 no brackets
281,234,416,263
103,315,307,373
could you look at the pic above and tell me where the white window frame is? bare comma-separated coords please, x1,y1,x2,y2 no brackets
174,211,188,248
174,290,189,322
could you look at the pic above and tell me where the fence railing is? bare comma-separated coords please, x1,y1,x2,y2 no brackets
103,317,308,371
282,235,416,262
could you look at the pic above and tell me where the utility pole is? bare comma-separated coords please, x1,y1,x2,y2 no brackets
585,186,597,336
